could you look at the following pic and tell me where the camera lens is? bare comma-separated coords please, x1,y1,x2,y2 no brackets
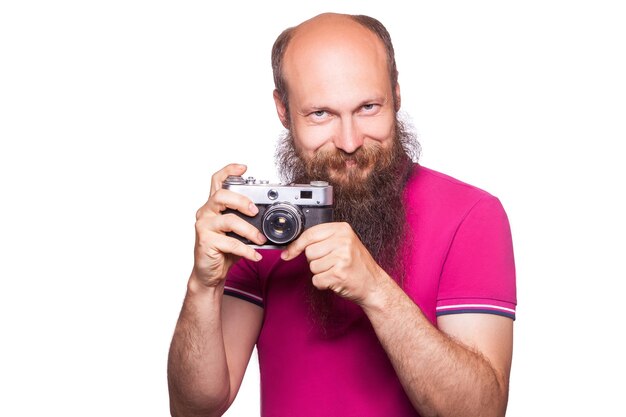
262,203,304,245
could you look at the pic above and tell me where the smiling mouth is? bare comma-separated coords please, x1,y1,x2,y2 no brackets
328,161,373,183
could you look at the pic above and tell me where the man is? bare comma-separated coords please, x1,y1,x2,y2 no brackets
168,12,516,417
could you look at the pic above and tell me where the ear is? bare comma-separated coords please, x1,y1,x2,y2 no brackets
273,89,290,128
394,82,402,112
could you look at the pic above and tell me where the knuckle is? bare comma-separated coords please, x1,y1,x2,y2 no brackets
195,232,210,251
212,165,229,181
336,268,348,281
225,236,245,255
336,222,353,235
212,188,225,201
194,217,207,234
220,212,235,221
195,214,222,237
222,212,246,230
336,236,351,251
312,275,325,289
224,237,237,252
210,175,224,194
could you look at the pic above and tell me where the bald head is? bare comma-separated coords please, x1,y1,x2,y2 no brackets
288,13,384,56
271,13,399,115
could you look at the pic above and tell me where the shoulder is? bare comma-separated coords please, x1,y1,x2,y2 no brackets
405,165,505,222
407,165,493,200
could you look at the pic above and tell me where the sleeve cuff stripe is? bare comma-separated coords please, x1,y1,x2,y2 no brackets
436,309,515,320
436,303,516,314
224,286,264,308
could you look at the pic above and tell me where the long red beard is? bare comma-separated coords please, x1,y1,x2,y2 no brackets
275,118,419,335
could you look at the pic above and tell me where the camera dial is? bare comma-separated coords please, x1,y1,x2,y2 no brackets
224,175,246,185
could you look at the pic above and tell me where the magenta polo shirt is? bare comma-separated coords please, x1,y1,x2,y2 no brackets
225,165,517,417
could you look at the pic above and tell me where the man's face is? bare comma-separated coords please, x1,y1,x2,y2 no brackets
275,18,399,186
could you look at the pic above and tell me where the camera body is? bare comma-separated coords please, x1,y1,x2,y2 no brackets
222,175,334,248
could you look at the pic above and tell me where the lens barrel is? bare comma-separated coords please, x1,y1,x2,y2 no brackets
262,203,304,245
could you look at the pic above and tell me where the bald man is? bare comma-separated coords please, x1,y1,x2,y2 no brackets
168,13,516,417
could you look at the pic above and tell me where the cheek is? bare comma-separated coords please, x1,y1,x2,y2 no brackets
291,123,336,156
356,115,395,145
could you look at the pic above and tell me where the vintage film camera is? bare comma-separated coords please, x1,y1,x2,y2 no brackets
222,175,333,248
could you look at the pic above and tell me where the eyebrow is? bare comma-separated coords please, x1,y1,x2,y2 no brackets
296,105,328,116
300,96,388,114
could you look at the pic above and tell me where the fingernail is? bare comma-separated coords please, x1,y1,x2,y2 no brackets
280,251,289,260
255,252,263,261
257,232,267,243
249,203,259,215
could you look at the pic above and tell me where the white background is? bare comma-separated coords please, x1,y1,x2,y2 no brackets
1,1,625,416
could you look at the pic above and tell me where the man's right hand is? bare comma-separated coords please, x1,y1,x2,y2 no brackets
191,163,267,289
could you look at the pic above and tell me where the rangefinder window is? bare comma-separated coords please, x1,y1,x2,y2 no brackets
300,191,313,199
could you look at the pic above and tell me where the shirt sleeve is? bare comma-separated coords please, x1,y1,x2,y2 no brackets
224,258,264,308
436,195,517,320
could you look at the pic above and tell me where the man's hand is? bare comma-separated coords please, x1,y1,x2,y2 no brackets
192,163,267,288
169,163,267,417
281,222,389,307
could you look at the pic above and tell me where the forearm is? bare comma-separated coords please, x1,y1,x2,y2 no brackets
167,275,230,417
362,277,507,417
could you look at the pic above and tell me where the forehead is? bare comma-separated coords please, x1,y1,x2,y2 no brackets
282,17,391,105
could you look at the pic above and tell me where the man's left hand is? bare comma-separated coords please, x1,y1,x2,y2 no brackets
281,222,389,307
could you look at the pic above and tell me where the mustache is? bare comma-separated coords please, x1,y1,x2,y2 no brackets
301,142,394,189
309,142,384,172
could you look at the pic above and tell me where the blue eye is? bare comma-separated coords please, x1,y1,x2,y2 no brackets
313,110,326,117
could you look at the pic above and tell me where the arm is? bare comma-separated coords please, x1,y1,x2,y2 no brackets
282,222,513,417
167,164,266,417
363,273,512,417
168,279,263,417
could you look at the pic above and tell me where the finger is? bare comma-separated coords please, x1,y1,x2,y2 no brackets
210,233,263,262
311,270,341,293
210,163,248,196
206,188,260,217
304,240,334,262
308,255,340,276
281,223,337,261
214,213,267,246
312,270,356,300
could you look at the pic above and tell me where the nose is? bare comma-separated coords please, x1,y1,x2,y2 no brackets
334,117,363,154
